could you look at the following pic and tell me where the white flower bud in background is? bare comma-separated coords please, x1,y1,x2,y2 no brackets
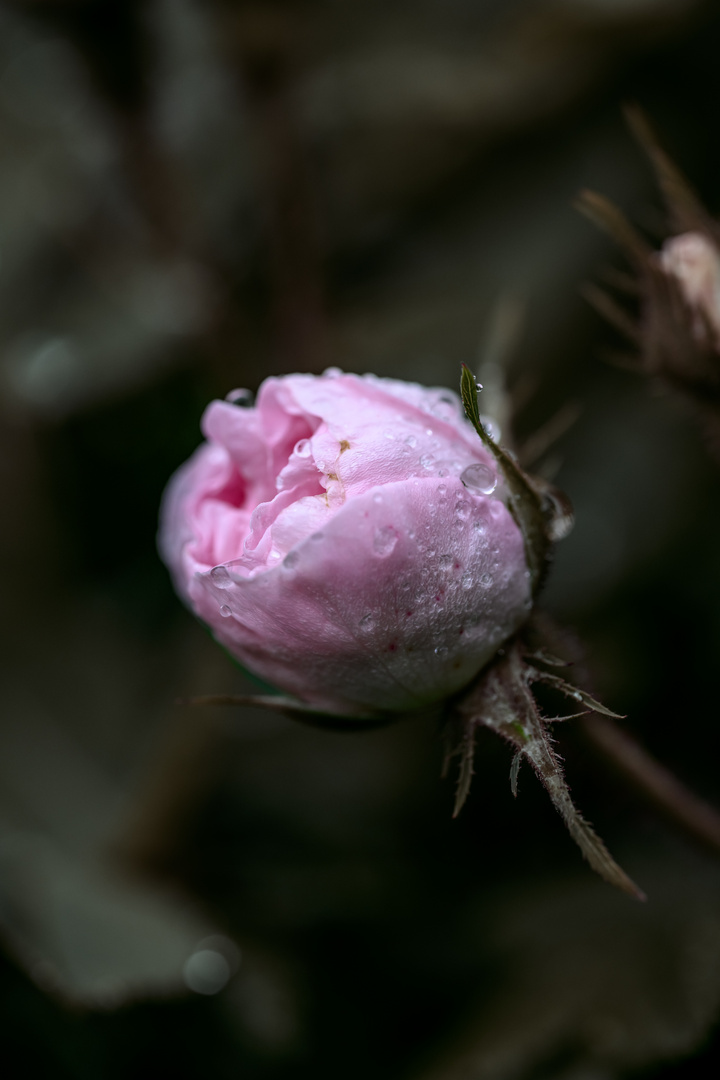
659,232,720,349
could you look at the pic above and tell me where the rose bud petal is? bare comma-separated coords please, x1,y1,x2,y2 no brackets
159,371,532,717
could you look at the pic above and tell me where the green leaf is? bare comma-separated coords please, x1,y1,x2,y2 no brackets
460,362,485,439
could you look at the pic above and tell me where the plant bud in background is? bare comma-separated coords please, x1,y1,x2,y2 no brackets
578,114,720,421
159,371,532,717
658,232,720,350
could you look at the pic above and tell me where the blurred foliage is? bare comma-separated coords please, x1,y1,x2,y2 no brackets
3,0,720,1077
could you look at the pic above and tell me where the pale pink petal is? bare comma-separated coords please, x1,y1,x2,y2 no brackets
190,476,530,715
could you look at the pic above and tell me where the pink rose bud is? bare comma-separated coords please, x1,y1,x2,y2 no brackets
659,232,720,348
159,371,532,717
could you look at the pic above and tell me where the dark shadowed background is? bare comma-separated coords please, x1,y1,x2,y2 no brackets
2,1,720,1077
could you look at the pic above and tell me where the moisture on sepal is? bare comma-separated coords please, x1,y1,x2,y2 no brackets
460,364,571,595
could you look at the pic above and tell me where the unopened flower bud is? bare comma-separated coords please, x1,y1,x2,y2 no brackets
659,232,720,349
159,372,532,717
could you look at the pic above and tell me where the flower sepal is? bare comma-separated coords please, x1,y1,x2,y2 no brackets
445,627,645,901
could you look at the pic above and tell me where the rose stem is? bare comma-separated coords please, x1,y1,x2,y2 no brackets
581,715,720,857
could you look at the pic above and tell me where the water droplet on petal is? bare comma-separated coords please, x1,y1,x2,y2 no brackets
220,604,232,617
373,492,383,504
373,526,397,557
437,484,447,497
283,550,300,570
461,463,497,495
438,554,453,571
473,519,487,535
294,438,312,458
419,454,435,470
359,613,375,630
323,366,343,378
211,566,233,588
404,435,418,449
225,388,254,406
434,645,448,657
455,499,471,521
480,572,492,587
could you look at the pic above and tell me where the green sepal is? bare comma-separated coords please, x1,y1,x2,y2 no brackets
460,364,558,595
184,694,394,731
449,638,644,900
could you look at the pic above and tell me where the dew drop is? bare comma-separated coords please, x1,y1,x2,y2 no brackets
183,949,231,995
473,519,487,535
543,489,575,541
461,463,497,495
461,571,474,590
404,435,418,448
210,566,233,589
373,492,383,504
455,499,471,521
294,438,312,458
437,484,447,497
438,554,453,571
480,415,501,442
225,387,254,406
480,572,492,588
373,526,397,557
359,613,375,630
434,645,448,657
283,550,300,570
430,393,457,419
323,366,343,378
219,604,232,617
419,454,434,470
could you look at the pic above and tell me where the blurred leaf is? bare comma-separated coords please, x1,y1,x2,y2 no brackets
415,848,720,1080
0,830,216,1007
